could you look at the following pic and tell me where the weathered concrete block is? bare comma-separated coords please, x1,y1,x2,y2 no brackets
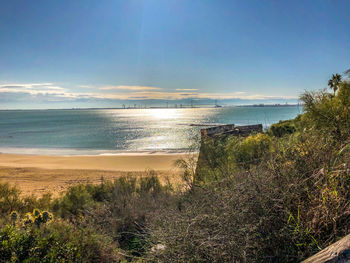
200,124,263,138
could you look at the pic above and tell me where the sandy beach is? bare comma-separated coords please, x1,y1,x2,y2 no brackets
0,153,190,197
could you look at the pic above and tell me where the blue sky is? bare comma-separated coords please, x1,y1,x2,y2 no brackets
0,0,349,108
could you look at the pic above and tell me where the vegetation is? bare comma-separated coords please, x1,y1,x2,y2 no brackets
328,73,342,95
0,71,349,262
0,174,172,262
269,119,296,137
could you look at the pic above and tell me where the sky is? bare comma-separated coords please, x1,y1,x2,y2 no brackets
0,0,349,109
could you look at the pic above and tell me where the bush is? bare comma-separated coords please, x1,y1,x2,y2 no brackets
148,131,350,262
0,183,22,215
0,173,172,261
300,81,350,141
269,120,296,137
0,223,118,262
52,184,95,218
194,136,234,184
82,173,173,257
226,133,272,168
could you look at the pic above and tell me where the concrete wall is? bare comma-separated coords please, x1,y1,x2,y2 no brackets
200,124,235,137
201,124,263,138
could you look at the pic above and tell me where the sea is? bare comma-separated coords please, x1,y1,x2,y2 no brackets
0,106,301,155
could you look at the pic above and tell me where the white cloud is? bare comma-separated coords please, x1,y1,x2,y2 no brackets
78,85,93,89
0,83,53,88
175,88,199,91
0,83,66,96
100,85,161,91
0,82,297,104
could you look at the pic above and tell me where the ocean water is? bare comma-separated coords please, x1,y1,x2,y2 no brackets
0,106,301,155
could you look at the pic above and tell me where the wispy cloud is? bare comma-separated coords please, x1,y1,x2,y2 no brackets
88,91,296,100
78,85,93,89
0,82,297,104
100,85,161,91
0,83,54,88
0,83,66,95
175,88,198,91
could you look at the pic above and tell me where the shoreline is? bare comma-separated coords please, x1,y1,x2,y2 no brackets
0,147,190,156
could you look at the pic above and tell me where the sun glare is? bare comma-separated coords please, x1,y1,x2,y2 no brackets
149,108,180,119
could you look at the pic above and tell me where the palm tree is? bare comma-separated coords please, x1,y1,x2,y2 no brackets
328,73,342,95
344,69,350,78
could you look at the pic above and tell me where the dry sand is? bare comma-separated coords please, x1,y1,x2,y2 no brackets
0,153,190,197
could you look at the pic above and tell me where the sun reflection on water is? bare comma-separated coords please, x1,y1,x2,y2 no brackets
148,108,182,119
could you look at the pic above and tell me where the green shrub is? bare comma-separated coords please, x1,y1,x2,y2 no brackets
0,183,22,215
269,120,296,137
226,133,272,168
85,174,171,257
300,81,350,141
194,137,232,184
0,223,118,262
52,184,94,218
